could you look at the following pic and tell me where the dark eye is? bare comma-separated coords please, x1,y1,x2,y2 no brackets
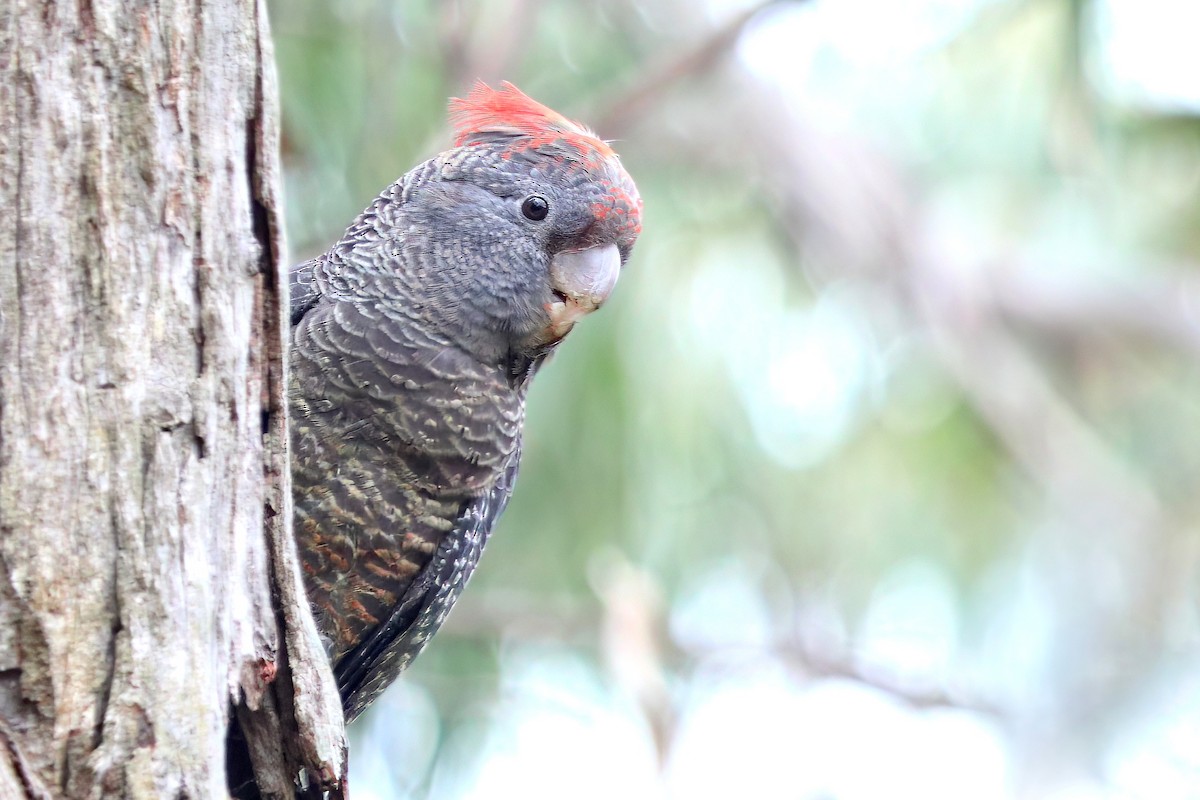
521,195,549,221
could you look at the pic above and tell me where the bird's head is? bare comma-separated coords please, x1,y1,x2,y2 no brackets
403,82,641,374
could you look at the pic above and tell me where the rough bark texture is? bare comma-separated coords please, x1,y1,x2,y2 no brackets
0,1,345,797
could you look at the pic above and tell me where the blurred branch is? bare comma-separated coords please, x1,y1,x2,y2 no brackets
440,589,1000,719
990,265,1200,358
439,0,541,90
909,241,1163,530
901,241,1184,756
435,2,472,90
593,0,807,136
594,557,675,766
713,82,1173,531
772,636,1002,716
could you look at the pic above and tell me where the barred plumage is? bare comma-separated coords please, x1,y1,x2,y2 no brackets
289,83,641,722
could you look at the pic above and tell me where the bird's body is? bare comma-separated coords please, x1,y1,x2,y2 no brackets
288,83,641,721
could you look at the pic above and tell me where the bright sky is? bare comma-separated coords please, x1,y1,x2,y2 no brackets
1094,0,1200,111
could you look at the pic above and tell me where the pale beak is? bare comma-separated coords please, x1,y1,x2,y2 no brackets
542,243,621,342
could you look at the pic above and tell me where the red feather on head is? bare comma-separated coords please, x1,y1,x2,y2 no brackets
449,81,617,165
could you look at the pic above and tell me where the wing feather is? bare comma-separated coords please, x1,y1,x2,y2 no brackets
334,453,520,722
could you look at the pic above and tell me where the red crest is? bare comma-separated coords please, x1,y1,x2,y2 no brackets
449,81,616,164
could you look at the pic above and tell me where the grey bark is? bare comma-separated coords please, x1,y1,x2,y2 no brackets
0,1,345,797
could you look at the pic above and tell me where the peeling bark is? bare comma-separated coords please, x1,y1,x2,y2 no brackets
0,1,345,797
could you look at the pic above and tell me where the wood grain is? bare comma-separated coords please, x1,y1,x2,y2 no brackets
0,1,345,796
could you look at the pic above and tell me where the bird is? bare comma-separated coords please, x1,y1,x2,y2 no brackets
288,81,642,723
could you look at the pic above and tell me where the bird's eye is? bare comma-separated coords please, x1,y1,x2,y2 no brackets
521,195,550,221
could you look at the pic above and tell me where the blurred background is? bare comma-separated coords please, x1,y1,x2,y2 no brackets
268,0,1200,797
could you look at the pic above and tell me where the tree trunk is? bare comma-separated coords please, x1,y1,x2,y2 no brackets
0,1,345,797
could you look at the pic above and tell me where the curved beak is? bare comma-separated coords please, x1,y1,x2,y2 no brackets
542,243,621,342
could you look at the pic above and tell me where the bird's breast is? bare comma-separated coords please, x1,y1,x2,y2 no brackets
289,310,525,661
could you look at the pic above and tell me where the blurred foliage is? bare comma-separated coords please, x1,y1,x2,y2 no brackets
270,0,1200,796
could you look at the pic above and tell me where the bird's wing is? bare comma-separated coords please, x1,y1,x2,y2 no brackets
334,451,521,722
290,166,423,329
289,257,323,325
